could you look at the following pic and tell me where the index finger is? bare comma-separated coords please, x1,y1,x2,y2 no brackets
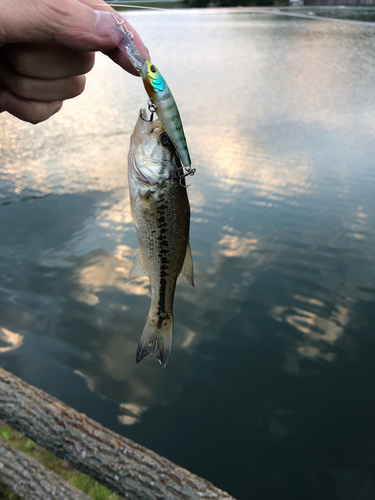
0,0,149,76
78,0,150,75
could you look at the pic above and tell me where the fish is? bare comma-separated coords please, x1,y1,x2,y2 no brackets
110,26,192,169
127,109,194,368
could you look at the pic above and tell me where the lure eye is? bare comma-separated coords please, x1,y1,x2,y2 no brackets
160,133,171,147
150,65,157,73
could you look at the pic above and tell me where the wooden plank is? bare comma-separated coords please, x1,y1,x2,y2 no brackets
0,367,235,500
0,438,91,500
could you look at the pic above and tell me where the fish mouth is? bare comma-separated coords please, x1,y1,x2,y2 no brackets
139,108,149,122
130,108,165,158
131,108,152,147
133,108,163,140
136,108,156,132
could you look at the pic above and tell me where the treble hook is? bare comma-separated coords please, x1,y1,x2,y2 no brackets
177,166,196,188
147,98,157,122
111,12,134,40
139,99,157,123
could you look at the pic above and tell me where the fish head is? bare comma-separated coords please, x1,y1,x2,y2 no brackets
129,109,178,186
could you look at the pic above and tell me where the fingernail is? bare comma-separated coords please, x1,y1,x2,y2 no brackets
94,10,116,37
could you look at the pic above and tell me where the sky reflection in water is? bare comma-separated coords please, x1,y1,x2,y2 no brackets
1,8,375,500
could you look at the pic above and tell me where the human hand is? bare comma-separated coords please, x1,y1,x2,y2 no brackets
0,0,149,124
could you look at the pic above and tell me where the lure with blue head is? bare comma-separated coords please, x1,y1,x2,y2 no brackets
110,24,193,174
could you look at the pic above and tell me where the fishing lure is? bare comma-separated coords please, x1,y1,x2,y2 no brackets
110,14,195,184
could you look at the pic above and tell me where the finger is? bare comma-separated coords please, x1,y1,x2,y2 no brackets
104,29,151,76
0,52,86,102
0,0,112,50
0,87,63,124
2,43,95,79
79,1,150,74
78,0,150,60
0,0,149,59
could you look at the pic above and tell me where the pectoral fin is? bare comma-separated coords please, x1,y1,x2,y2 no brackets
180,242,194,287
126,251,147,284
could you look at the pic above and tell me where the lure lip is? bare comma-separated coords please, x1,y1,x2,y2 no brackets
110,27,147,78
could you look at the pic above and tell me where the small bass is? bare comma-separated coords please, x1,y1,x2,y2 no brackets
127,109,194,368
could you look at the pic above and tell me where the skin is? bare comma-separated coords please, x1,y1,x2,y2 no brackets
0,0,149,124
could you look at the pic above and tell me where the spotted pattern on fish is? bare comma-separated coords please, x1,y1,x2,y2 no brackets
156,194,170,325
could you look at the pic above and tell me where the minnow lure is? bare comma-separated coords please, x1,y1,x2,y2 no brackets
110,15,195,181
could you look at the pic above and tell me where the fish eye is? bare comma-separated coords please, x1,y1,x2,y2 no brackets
160,133,171,147
150,65,157,73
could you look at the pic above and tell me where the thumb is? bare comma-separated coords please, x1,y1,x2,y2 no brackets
0,0,128,51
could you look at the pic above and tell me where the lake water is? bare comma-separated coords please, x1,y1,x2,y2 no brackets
1,7,375,500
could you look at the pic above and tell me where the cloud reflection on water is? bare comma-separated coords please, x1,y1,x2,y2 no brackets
194,126,314,202
271,300,353,373
118,403,148,426
0,328,23,353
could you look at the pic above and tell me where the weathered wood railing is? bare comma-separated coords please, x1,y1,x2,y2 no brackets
0,367,235,499
0,439,91,499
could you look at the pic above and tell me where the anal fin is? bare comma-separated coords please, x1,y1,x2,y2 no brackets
126,250,147,284
180,242,194,287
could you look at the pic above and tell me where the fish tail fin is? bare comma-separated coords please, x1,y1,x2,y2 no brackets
136,314,173,369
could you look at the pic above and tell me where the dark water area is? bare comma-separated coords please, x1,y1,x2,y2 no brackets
1,8,375,500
